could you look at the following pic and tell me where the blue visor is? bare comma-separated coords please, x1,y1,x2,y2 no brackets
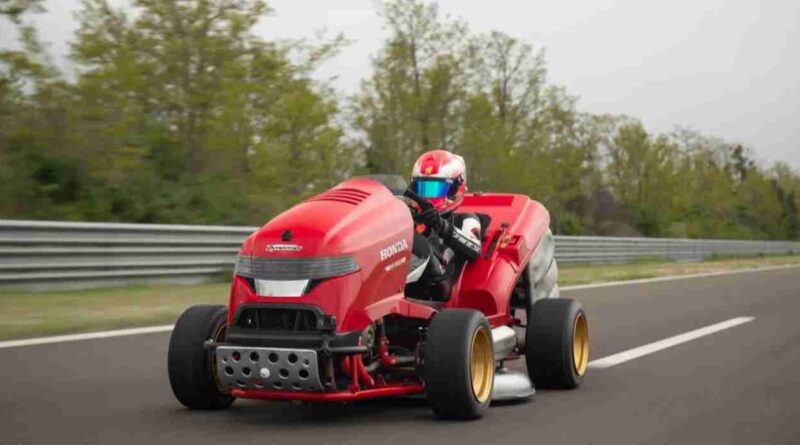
414,179,451,199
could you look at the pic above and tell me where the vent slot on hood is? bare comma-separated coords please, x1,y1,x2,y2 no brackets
307,188,370,205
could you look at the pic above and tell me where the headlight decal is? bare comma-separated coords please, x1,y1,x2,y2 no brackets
235,255,359,280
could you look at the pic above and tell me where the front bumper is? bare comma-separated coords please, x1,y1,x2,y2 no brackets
216,346,324,392
214,343,426,402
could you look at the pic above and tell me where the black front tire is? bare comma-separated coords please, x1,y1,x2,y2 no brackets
525,298,589,389
424,309,495,420
168,305,235,410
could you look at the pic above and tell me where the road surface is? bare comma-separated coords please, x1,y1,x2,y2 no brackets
2,267,799,444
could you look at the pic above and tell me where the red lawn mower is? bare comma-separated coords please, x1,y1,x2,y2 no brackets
168,177,589,420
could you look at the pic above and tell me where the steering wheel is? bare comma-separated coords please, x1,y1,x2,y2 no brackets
403,188,433,212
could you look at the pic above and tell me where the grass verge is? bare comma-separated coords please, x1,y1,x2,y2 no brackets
1,255,798,341
0,282,229,341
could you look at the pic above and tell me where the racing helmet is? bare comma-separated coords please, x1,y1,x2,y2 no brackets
410,149,468,213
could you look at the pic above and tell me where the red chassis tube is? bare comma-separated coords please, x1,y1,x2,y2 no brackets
231,384,425,402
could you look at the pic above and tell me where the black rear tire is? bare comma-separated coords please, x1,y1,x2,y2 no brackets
168,305,235,410
525,298,589,389
424,309,494,420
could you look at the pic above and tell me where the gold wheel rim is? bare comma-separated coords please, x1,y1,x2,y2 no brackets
211,321,230,393
470,326,494,403
572,312,589,376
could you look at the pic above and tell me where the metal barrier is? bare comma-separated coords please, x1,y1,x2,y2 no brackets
1,219,798,290
0,220,257,291
555,235,800,264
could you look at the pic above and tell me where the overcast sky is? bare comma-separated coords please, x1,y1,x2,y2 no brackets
3,0,799,168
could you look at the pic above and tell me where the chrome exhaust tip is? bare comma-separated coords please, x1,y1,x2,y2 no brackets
491,325,518,360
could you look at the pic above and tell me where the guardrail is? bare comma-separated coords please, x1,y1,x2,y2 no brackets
554,235,800,264
0,220,257,291
1,219,798,290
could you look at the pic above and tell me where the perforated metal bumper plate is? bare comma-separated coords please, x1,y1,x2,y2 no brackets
215,346,323,392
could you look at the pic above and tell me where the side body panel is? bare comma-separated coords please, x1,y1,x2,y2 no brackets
450,193,551,327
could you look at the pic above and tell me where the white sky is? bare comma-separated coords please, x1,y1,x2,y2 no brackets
3,0,799,168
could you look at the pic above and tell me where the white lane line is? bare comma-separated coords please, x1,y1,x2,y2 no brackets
561,263,800,292
0,325,174,350
588,316,755,369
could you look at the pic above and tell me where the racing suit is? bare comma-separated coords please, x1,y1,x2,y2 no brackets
407,213,483,301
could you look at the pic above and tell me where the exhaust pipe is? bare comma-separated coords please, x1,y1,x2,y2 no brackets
491,326,518,360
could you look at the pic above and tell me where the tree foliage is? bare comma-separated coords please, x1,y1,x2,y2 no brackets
0,0,44,23
2,0,349,224
0,0,798,241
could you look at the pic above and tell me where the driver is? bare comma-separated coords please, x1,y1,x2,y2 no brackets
406,149,482,301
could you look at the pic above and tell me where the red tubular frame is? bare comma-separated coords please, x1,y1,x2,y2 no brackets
379,337,399,366
341,354,377,392
348,356,359,391
231,384,425,402
354,355,375,388
340,356,352,375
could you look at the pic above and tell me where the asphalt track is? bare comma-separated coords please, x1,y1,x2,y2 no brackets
2,267,799,444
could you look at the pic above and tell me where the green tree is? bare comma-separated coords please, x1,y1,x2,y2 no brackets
0,0,44,22
1,12,78,219
771,162,800,240
62,0,349,224
606,120,683,236
354,0,471,174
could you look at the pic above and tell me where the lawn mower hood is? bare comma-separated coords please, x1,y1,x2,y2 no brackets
229,178,421,333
